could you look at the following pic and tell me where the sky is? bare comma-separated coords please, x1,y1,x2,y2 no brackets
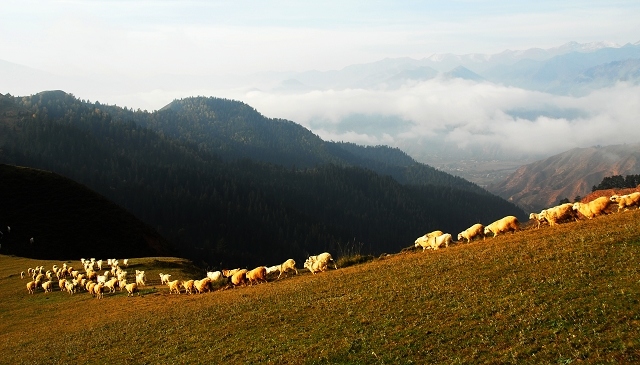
2,0,640,164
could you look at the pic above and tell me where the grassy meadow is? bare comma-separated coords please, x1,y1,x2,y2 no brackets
1,209,640,364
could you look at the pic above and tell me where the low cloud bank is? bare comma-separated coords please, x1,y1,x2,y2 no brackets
236,79,640,161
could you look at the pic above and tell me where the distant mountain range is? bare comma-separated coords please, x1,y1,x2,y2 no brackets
274,41,640,94
487,143,640,212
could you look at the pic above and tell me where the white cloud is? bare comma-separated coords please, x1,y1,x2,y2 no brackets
234,80,640,160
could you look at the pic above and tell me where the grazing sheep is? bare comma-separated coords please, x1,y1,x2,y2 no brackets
182,280,195,295
529,212,547,229
573,197,611,219
159,273,171,285
167,279,181,294
610,192,640,212
484,216,520,237
457,224,484,243
94,283,105,299
246,266,268,285
231,269,249,286
540,203,576,226
125,282,139,297
304,252,337,274
431,233,453,250
414,230,444,251
277,259,298,279
194,278,213,294
26,281,37,294
20,271,25,279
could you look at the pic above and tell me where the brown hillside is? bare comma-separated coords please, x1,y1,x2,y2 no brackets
2,209,640,364
487,144,640,212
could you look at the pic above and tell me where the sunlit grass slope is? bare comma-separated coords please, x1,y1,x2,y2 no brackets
1,209,639,364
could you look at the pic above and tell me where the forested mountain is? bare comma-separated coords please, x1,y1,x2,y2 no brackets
0,91,523,268
103,96,488,195
0,164,173,260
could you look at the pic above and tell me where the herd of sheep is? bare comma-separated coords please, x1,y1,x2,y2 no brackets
415,191,640,251
19,191,640,298
20,252,339,298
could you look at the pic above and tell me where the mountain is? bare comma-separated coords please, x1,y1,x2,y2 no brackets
274,41,639,94
487,144,640,212
0,91,524,268
0,164,173,260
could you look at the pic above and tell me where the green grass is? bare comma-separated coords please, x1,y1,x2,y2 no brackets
1,210,640,364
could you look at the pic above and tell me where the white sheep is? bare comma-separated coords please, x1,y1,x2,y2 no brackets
277,259,298,279
431,233,453,250
167,279,181,294
159,273,171,285
457,224,484,243
414,230,444,251
484,216,519,237
125,282,139,297
529,212,547,229
304,252,337,274
41,280,53,293
540,203,576,226
206,271,223,282
610,192,640,212
135,271,146,287
573,197,611,219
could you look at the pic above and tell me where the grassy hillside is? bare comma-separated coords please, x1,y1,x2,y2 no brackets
2,209,639,364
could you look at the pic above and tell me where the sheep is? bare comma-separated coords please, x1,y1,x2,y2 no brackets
117,270,128,282
529,212,547,229
610,192,640,212
64,280,76,295
540,203,576,226
222,269,240,278
104,277,119,293
206,271,223,282
414,230,444,251
125,282,139,297
41,280,53,293
20,271,25,279
304,252,337,274
484,216,520,237
122,258,129,268
246,266,268,285
457,224,485,243
573,197,611,219
266,265,280,275
182,280,195,295
277,259,298,279
159,273,172,285
135,271,146,287
231,269,249,286
194,278,213,294
94,283,105,299
26,281,37,294
167,279,181,294
431,233,453,250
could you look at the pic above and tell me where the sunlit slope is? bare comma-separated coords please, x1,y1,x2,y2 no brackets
1,209,639,364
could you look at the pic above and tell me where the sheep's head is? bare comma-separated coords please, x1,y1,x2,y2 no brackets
610,195,620,202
